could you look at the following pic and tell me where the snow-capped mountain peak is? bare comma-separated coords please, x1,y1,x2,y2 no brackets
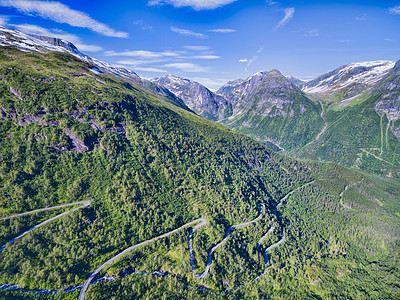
303,60,395,94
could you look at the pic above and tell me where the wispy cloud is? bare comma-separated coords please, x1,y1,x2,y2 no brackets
192,55,220,59
183,45,211,51
389,5,400,15
105,50,180,58
246,56,258,72
117,59,168,66
265,0,278,5
0,0,128,38
274,7,295,31
336,39,351,43
356,14,367,21
133,20,153,31
12,23,103,52
305,29,320,37
170,26,207,38
0,15,8,26
131,66,167,73
148,0,238,10
208,28,236,33
241,46,264,71
164,62,208,72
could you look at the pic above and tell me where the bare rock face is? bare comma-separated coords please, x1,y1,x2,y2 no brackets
151,75,232,121
217,69,311,119
373,59,400,136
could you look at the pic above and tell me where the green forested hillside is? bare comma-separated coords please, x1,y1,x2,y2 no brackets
0,47,399,300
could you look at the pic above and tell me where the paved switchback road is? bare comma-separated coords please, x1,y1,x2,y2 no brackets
0,201,91,253
190,203,265,279
78,218,206,300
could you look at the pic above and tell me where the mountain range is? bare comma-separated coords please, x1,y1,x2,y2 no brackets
0,26,399,300
152,58,400,179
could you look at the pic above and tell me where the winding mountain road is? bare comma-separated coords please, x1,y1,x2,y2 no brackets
339,186,351,209
257,182,313,268
189,203,265,279
2,182,315,299
78,218,205,300
0,201,91,253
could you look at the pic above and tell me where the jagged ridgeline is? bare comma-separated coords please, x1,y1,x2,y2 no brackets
0,45,399,300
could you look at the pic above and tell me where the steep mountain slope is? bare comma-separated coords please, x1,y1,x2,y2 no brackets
303,60,395,108
151,75,232,121
0,26,189,112
373,60,400,138
218,69,324,151
0,27,399,300
298,60,400,178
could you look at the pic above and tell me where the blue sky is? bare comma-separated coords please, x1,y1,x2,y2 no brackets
0,0,399,90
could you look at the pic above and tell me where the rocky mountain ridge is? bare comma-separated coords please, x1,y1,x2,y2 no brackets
151,74,231,121
302,60,395,107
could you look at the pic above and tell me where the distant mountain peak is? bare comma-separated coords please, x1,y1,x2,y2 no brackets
268,69,282,76
30,35,82,55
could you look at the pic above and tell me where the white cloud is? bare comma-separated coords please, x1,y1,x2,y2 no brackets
389,5,400,15
170,26,207,38
256,45,264,53
117,59,168,66
0,15,8,26
238,58,248,63
133,66,167,73
105,50,180,58
0,0,128,38
265,0,278,5
75,44,103,52
12,23,103,52
275,7,295,31
148,0,237,10
305,29,320,37
184,45,211,51
192,55,220,59
208,28,236,33
164,62,208,72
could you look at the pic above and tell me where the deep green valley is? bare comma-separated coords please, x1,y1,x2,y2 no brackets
0,27,399,300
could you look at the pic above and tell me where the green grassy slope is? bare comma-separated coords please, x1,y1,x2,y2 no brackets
0,47,399,300
297,94,400,179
